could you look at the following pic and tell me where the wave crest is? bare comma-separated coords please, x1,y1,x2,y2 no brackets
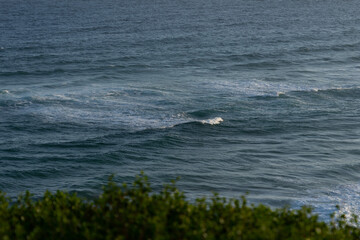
200,117,223,125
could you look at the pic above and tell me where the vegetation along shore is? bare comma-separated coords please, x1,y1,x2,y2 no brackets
1,173,360,240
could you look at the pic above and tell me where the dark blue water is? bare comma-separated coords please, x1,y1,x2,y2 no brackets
2,0,360,219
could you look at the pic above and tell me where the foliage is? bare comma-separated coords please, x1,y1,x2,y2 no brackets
1,173,360,240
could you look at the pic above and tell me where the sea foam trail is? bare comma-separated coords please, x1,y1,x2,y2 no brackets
208,78,360,98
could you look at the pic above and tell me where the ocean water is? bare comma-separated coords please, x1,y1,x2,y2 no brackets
2,0,360,219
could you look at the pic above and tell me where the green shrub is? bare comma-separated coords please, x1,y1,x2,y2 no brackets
0,173,359,240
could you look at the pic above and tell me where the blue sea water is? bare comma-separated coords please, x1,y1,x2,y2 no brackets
2,0,360,219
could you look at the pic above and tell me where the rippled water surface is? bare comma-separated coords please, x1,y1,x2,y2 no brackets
1,0,360,218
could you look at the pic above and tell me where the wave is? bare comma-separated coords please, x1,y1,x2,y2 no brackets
276,87,360,100
6,93,224,131
0,90,10,95
200,117,223,125
276,91,286,97
161,116,224,128
209,79,325,98
0,69,65,77
295,41,360,53
0,62,156,77
208,78,360,99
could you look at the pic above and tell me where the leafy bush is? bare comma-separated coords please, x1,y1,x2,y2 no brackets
0,173,360,240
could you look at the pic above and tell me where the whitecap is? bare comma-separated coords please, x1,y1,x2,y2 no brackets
200,117,223,125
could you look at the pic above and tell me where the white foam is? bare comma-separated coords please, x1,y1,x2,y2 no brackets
209,79,319,97
158,117,224,129
53,94,75,101
276,91,285,96
298,183,360,224
204,79,360,98
200,117,223,125
16,86,225,130
0,90,10,94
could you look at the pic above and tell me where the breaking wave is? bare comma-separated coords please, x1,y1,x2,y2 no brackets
200,117,224,125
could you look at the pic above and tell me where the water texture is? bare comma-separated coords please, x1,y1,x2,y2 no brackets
1,0,360,218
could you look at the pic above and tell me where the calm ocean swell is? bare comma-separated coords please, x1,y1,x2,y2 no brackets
2,0,360,220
